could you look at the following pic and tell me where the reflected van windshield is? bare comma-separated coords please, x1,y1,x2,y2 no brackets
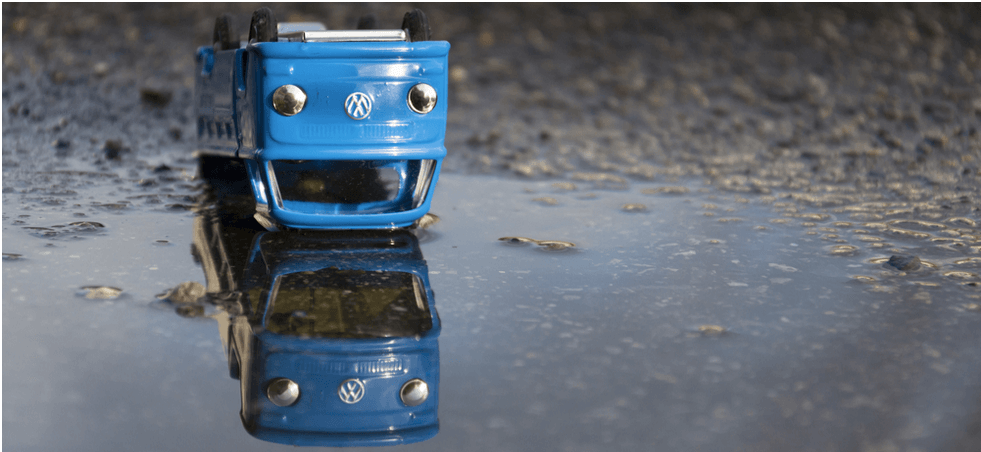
265,269,432,338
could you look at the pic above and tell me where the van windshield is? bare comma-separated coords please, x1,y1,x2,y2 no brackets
264,269,432,338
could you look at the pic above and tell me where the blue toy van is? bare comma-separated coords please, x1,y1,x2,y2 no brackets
194,206,441,446
195,8,448,230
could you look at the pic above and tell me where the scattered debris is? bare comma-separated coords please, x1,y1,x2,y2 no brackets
498,236,576,251
885,255,921,272
157,281,206,304
416,212,441,229
697,324,728,336
103,140,125,160
499,236,538,245
532,197,559,206
140,88,173,107
175,304,205,318
79,286,123,300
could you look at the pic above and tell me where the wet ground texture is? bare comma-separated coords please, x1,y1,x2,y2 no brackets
4,4,981,452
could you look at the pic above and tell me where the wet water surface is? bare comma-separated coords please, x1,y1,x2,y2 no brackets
4,172,980,451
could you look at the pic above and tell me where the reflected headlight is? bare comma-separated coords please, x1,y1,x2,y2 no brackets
267,378,300,406
400,378,429,406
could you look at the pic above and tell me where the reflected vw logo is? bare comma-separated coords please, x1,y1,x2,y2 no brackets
344,92,372,120
338,379,365,404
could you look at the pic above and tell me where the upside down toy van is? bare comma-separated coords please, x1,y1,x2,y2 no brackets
195,7,448,230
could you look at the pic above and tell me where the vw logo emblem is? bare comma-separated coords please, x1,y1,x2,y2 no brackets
337,379,365,404
345,92,372,120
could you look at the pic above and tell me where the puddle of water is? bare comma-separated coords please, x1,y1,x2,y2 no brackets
4,173,980,451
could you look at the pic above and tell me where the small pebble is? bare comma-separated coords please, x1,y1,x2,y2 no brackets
698,324,728,335
80,286,123,300
885,254,921,272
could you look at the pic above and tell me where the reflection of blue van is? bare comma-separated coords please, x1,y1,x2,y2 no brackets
195,7,448,230
194,210,440,445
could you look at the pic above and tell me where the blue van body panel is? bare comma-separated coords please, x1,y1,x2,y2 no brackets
195,41,449,229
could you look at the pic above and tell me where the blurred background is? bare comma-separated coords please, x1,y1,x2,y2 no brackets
4,3,979,193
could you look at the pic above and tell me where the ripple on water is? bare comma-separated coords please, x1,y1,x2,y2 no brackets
943,271,979,280
91,202,130,211
795,213,832,222
946,217,977,227
24,222,106,239
850,212,885,221
498,236,537,246
911,281,940,287
641,186,689,195
862,222,889,230
886,219,948,231
532,197,559,206
883,227,932,240
498,237,576,252
621,203,647,212
954,257,981,268
856,235,884,242
830,244,859,256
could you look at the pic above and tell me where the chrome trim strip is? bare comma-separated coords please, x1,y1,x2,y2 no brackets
279,30,408,43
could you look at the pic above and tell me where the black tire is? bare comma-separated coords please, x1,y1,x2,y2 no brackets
227,333,241,380
248,7,278,43
401,8,431,42
357,14,376,30
213,14,235,51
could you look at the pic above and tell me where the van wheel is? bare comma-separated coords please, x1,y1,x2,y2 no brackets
401,9,430,42
249,7,278,43
228,339,241,380
213,14,235,50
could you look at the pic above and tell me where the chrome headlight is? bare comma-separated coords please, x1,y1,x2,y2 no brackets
272,85,307,116
407,83,437,114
